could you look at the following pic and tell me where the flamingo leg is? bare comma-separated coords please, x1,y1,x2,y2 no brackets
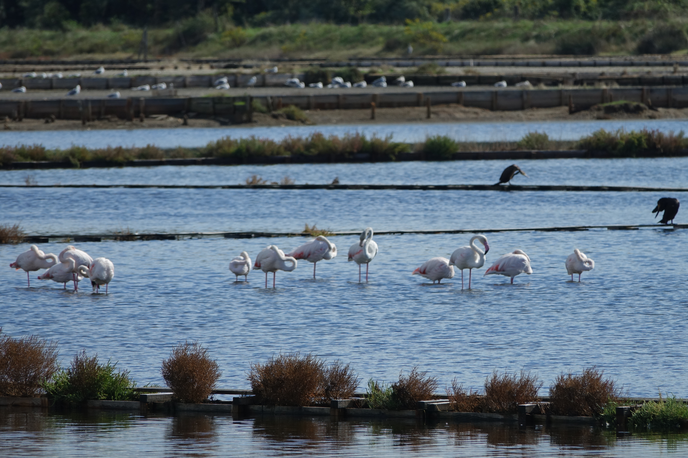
461,270,464,290
245,275,248,282
578,273,582,282
63,282,66,290
358,264,361,283
366,263,369,282
571,274,574,281
469,269,472,289
273,272,276,288
265,272,268,288
105,284,108,294
26,271,30,288
510,277,514,284
313,262,316,279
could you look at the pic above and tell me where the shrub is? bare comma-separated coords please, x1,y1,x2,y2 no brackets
637,23,688,54
549,367,620,416
517,131,551,150
278,105,310,123
302,223,333,237
366,379,395,409
484,370,541,413
0,224,25,244
0,330,58,397
555,29,602,55
391,367,439,410
161,342,221,404
322,360,359,401
629,395,688,432
578,129,688,156
447,377,483,412
423,135,458,160
248,353,325,406
43,351,138,402
245,174,268,186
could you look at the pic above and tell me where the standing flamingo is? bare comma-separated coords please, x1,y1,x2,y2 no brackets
254,246,297,288
288,235,337,279
565,249,594,282
10,245,58,287
78,257,115,293
38,258,82,290
59,245,93,290
449,235,490,289
229,251,252,281
413,257,454,284
484,249,532,284
348,227,378,282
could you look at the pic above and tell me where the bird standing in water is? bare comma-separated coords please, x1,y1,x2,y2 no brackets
495,164,528,185
652,197,680,224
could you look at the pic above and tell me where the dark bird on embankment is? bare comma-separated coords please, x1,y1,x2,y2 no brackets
495,164,528,186
652,197,680,224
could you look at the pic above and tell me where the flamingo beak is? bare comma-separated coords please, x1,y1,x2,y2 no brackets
412,268,420,275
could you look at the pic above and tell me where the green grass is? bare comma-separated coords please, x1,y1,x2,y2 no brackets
629,395,688,432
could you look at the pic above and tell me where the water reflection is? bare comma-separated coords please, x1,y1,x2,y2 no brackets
166,413,218,456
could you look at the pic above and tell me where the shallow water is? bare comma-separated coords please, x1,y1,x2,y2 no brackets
1,119,688,149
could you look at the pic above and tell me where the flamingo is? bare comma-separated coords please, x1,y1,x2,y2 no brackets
59,246,93,290
449,235,490,289
229,251,252,281
484,249,532,284
78,257,114,293
254,246,297,288
565,249,594,282
289,236,337,279
652,197,680,224
348,228,378,282
10,245,58,287
495,164,527,186
413,257,454,284
38,258,82,290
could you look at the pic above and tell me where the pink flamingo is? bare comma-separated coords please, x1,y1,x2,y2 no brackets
254,245,297,288
58,246,93,290
78,257,115,293
348,227,378,282
484,249,532,284
38,258,82,290
10,245,58,287
288,235,337,279
413,257,454,284
229,251,252,281
565,249,594,282
449,235,489,290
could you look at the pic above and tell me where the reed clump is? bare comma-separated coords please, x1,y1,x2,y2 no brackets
0,329,59,397
421,135,458,160
161,341,221,404
245,174,269,186
629,394,688,432
578,128,688,156
302,223,333,237
366,379,394,409
483,370,542,414
42,351,138,402
549,367,621,417
0,224,26,244
517,131,551,150
323,360,359,401
279,175,295,185
112,227,137,241
391,367,439,410
447,378,483,412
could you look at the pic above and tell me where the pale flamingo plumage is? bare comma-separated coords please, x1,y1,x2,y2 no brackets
229,251,252,281
78,257,114,294
347,227,378,282
288,235,337,279
484,249,532,284
413,257,454,284
10,245,58,287
58,246,93,291
254,245,297,288
38,258,82,290
565,249,594,282
449,235,489,289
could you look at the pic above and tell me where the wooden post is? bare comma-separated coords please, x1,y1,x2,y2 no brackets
458,92,464,106
126,98,133,121
616,406,632,432
17,102,24,122
25,101,31,119
139,98,145,122
247,96,253,122
559,89,564,106
602,88,608,104
416,93,423,107
568,94,574,114
58,99,64,119
668,88,673,108
87,100,92,122
307,95,313,110
371,102,376,120
491,91,497,111
337,94,342,109
100,100,106,118
521,90,526,110
79,100,85,125
641,87,647,105
426,96,431,119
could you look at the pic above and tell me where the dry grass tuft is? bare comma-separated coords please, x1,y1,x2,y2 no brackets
161,342,221,404
391,367,439,410
302,223,333,237
447,377,483,412
245,174,268,186
248,353,325,406
549,367,620,416
323,360,359,401
0,224,26,244
0,329,58,397
112,227,137,241
280,175,295,185
24,174,37,186
484,370,542,413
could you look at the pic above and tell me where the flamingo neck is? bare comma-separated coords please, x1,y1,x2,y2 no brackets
470,236,485,256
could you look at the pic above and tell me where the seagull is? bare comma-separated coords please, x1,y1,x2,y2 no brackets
353,80,367,88
132,84,151,91
494,80,507,88
308,82,323,88
213,76,228,86
395,76,405,85
372,76,387,87
285,78,305,88
94,66,105,74
246,76,257,87
117,70,128,77
215,82,230,90
515,80,533,88
107,91,121,98
265,66,278,73
12,86,27,93
66,85,81,96
495,164,528,186
23,72,37,78
451,81,467,87
151,82,167,90
401,81,414,87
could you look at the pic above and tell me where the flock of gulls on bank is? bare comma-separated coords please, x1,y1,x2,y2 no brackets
9,165,680,292
1,64,533,96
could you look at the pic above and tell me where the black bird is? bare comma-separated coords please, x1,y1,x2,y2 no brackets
495,164,528,186
652,197,680,224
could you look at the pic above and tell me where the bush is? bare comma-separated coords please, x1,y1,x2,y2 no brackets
248,353,324,406
0,330,58,397
517,131,551,150
0,224,26,244
279,105,310,123
555,28,602,55
578,128,688,156
447,377,483,412
629,395,688,432
637,23,688,54
366,379,395,409
391,367,439,410
423,135,458,160
484,370,542,413
43,351,138,402
161,342,221,404
322,360,359,401
549,367,620,416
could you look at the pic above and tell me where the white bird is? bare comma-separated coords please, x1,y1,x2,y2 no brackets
12,86,26,93
353,80,367,88
285,78,305,88
0,82,2,89
372,76,387,87
23,72,37,78
94,66,105,75
494,80,507,88
229,251,252,281
49,72,63,79
246,76,257,87
78,257,115,294
66,84,81,96
59,246,93,291
107,91,121,98
38,258,82,290
39,72,48,78
254,245,297,288
151,82,167,90
348,227,379,283
10,245,58,287
449,235,490,290
484,249,532,284
68,73,81,78
332,77,344,84
214,77,228,86
215,83,230,90
565,249,595,282
395,76,405,85
515,80,532,88
132,84,151,91
413,257,454,284
451,81,466,87
308,82,323,88
117,70,128,77
288,235,337,279
265,66,278,73
401,81,414,87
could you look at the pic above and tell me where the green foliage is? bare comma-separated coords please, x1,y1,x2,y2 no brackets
404,19,448,53
578,129,688,156
636,23,688,54
600,399,619,428
366,379,395,409
629,395,688,432
278,105,311,123
222,27,248,47
251,98,269,114
517,132,551,150
42,351,138,402
423,135,458,160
